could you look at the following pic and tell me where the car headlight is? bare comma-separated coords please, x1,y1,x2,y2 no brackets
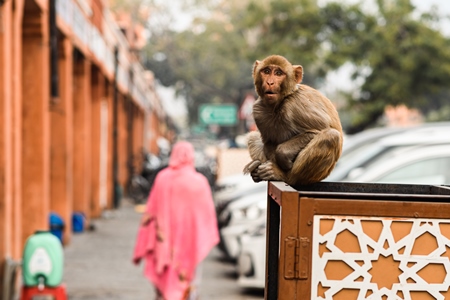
245,205,261,220
234,205,261,221
233,209,245,221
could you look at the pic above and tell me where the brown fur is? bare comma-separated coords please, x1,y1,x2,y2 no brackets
243,55,343,186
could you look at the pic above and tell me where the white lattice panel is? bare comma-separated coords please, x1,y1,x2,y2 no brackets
312,216,450,300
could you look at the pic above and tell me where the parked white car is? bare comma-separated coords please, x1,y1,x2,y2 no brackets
326,122,450,181
219,191,267,260
214,173,265,218
237,222,266,290
344,143,450,184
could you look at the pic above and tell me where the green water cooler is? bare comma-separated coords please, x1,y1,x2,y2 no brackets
22,230,64,287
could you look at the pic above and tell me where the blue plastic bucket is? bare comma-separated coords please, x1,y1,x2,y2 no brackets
72,212,85,233
49,213,65,243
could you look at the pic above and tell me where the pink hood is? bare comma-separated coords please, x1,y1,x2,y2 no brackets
133,141,219,299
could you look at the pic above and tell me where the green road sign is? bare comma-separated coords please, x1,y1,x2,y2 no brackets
199,104,237,126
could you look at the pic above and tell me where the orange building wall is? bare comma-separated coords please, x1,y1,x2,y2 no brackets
73,56,92,221
106,82,114,209
0,0,14,267
91,0,104,32
0,0,170,291
133,109,145,173
148,111,160,155
21,4,51,247
50,36,74,244
90,66,104,218
11,0,25,260
118,95,129,191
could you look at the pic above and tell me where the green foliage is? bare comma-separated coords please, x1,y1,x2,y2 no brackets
138,0,450,131
142,1,254,124
320,0,450,132
426,104,450,122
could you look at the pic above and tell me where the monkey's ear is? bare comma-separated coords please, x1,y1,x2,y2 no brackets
293,65,303,84
253,60,261,78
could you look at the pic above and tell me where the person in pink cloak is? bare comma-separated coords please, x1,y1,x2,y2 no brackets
133,141,219,299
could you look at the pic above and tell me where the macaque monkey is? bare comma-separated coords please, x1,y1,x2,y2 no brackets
243,55,343,186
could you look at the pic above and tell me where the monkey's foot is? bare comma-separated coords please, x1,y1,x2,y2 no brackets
253,161,281,182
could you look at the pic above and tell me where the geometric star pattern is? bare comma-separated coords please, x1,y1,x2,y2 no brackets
312,216,450,300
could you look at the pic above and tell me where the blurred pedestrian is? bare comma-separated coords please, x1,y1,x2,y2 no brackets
133,141,219,300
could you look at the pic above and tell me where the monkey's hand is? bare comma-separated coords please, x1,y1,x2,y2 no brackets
252,161,283,182
243,160,262,174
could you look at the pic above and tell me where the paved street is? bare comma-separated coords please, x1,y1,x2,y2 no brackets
63,199,264,300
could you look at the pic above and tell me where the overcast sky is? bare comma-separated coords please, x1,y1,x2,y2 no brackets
413,0,450,36
164,0,450,34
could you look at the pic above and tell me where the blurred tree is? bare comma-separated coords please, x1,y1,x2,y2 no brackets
142,0,255,125
119,0,450,132
242,0,325,85
319,0,450,133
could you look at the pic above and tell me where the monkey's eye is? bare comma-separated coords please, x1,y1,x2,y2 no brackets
275,70,284,76
262,68,271,74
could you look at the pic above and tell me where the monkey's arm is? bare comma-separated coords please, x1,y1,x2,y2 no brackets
246,131,265,161
275,131,317,171
243,131,266,175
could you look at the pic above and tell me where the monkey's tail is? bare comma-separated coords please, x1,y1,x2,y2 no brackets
288,128,342,185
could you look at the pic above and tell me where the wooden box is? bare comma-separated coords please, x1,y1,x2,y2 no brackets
265,181,450,300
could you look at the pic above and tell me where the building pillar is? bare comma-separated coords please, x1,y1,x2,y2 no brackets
98,85,109,212
118,95,128,192
132,108,144,173
90,67,105,218
0,2,14,285
149,111,159,154
21,3,51,246
50,36,74,244
126,100,133,186
0,0,24,291
12,0,25,260
72,53,92,223
106,81,114,209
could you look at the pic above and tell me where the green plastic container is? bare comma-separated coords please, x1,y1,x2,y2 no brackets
22,231,64,287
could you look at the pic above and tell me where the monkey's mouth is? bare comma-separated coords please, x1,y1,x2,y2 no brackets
264,91,279,102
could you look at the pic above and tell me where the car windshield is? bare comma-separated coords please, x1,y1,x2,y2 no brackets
341,144,418,181
343,143,450,184
359,145,419,170
335,141,377,169
375,156,450,184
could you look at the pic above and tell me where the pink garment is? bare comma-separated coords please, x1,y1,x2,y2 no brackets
133,141,219,300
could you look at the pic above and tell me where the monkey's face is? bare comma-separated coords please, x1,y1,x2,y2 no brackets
253,55,303,104
258,65,287,103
